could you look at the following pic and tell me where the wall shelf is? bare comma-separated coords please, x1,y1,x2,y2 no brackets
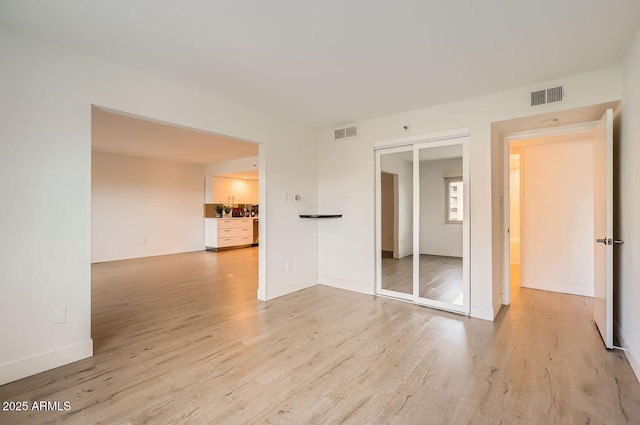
299,214,343,218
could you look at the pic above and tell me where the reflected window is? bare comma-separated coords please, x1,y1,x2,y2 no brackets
445,177,463,224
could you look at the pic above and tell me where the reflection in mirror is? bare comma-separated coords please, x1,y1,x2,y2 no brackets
418,145,464,305
380,150,413,294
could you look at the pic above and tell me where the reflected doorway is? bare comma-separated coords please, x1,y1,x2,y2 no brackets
376,137,470,314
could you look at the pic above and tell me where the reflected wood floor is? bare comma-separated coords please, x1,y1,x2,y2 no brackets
382,254,463,304
1,248,640,424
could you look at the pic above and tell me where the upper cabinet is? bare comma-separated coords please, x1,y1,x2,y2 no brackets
212,176,258,204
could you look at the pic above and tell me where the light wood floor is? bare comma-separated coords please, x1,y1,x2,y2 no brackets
382,254,463,304
1,249,640,424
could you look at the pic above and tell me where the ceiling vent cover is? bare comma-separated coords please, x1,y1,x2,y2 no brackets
531,86,565,106
333,125,358,141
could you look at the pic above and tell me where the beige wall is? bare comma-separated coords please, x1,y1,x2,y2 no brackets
91,152,205,263
520,140,594,297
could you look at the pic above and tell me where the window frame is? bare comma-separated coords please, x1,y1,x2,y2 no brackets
444,176,463,224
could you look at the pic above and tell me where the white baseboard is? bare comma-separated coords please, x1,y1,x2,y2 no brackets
0,339,93,386
257,286,266,301
471,304,500,321
521,281,594,297
264,281,316,301
318,277,375,295
615,320,640,383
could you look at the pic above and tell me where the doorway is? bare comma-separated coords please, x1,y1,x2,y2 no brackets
90,105,264,349
375,136,470,314
509,133,596,298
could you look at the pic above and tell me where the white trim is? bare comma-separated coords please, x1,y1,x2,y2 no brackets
373,127,470,150
521,281,594,297
616,320,640,383
257,143,267,301
471,304,500,321
319,279,375,296
503,121,597,143
375,145,414,299
0,339,93,386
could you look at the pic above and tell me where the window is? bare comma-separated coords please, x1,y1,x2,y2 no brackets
445,177,463,224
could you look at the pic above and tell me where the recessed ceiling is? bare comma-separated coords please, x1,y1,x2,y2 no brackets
1,1,639,128
91,107,258,164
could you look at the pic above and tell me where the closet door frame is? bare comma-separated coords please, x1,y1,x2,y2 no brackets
413,138,470,314
375,144,414,301
375,134,470,315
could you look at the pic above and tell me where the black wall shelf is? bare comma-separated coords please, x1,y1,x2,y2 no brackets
299,214,343,218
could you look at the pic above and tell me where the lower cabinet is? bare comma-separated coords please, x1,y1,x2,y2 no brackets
205,218,253,250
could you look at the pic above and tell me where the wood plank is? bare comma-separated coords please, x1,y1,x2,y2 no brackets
1,248,639,424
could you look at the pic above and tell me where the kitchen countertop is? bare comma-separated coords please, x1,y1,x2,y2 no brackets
205,216,259,220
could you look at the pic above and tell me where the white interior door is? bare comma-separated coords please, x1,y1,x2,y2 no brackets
593,108,614,349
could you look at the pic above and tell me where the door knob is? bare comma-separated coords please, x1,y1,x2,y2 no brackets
613,240,624,244
596,238,608,244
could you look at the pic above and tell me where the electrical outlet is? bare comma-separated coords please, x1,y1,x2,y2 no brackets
52,306,67,324
285,260,293,271
282,192,289,202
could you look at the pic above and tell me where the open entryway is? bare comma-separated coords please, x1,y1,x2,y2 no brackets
90,105,264,352
499,105,618,348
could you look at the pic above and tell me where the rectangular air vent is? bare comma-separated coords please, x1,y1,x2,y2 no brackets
546,86,564,103
531,89,546,106
333,125,358,141
531,85,565,106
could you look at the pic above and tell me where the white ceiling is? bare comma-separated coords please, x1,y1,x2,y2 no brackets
92,107,258,164
1,1,639,128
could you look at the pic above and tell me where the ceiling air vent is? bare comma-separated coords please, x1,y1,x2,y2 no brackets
531,85,565,106
531,89,546,106
333,125,358,141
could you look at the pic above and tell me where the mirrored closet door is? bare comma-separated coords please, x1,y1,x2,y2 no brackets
376,138,470,314
376,146,414,301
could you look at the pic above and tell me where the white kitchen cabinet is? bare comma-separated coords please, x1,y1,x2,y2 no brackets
212,176,258,204
232,179,258,204
205,218,253,250
212,177,234,204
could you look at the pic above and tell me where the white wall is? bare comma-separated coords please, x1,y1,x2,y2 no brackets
92,152,205,263
509,154,521,265
204,156,258,176
0,28,318,385
520,140,594,297
380,154,413,258
618,25,640,381
318,67,622,320
419,158,463,257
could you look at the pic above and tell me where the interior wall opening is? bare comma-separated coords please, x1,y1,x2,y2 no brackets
507,133,596,303
90,105,263,352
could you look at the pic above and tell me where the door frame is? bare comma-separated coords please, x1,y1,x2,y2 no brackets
501,121,599,305
374,128,471,314
375,144,414,302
